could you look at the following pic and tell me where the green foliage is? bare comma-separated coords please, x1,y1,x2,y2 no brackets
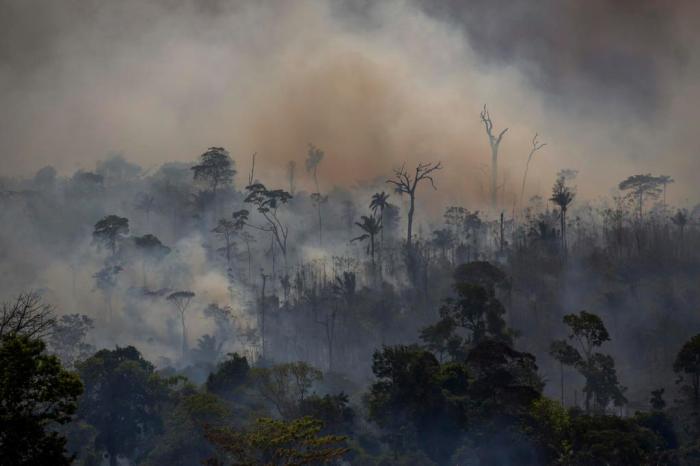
76,346,176,465
204,416,349,466
0,335,83,465
556,311,626,413
674,334,700,406
252,362,323,419
144,389,230,466
206,352,250,398
367,345,463,462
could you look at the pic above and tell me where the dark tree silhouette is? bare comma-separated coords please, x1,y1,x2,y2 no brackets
191,147,235,197
0,291,55,339
236,182,293,269
550,176,575,255
674,334,700,408
306,144,326,246
386,161,442,249
0,335,83,465
352,215,382,266
618,174,669,218
132,234,170,287
92,215,129,257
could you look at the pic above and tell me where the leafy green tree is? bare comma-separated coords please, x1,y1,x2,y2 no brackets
252,362,322,419
367,345,464,463
438,262,512,347
554,311,627,413
674,334,700,407
144,389,230,466
206,353,250,399
76,346,175,466
299,393,355,435
0,335,83,465
92,215,129,257
204,416,349,466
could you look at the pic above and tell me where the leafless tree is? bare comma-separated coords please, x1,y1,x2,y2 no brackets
386,161,442,249
0,291,55,339
519,133,547,209
480,105,508,209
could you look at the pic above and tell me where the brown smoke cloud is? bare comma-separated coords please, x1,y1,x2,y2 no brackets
1,0,699,208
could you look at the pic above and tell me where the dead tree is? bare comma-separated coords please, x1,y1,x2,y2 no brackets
480,105,508,209
0,291,55,339
386,161,442,249
519,133,547,208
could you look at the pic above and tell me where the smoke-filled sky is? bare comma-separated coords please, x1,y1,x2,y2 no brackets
1,0,699,205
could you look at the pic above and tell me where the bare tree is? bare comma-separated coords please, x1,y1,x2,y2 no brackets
480,105,509,209
167,291,195,357
0,291,55,339
519,133,547,209
386,161,442,249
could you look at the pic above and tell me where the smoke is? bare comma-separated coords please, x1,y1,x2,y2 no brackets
1,0,699,207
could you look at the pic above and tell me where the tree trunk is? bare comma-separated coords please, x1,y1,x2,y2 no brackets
407,194,416,248
491,147,498,209
180,310,188,357
560,361,564,406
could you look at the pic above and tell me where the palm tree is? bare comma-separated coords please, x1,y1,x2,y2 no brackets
352,215,382,265
550,176,575,255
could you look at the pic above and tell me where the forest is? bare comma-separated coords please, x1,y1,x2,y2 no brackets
3,1,700,465
1,138,700,465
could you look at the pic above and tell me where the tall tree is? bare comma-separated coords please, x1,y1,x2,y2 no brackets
306,144,326,246
191,147,235,215
0,335,83,466
480,105,509,209
553,311,626,412
550,176,575,255
370,191,391,244
93,215,129,257
167,291,196,357
519,133,546,208
386,161,442,249
618,174,668,218
352,215,382,266
132,234,170,287
235,182,293,269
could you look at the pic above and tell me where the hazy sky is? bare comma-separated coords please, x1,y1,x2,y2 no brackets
1,0,698,205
